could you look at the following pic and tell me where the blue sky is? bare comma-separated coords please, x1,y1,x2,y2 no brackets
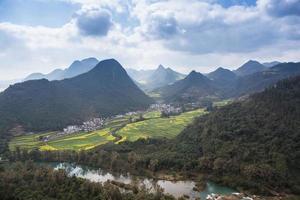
0,0,299,80
0,0,79,27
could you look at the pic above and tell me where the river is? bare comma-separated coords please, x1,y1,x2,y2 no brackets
44,162,236,199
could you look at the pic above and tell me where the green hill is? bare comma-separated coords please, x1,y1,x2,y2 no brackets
96,76,300,194
0,59,153,134
174,75,300,193
154,70,220,104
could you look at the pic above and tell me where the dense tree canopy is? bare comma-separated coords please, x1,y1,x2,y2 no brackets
0,161,177,200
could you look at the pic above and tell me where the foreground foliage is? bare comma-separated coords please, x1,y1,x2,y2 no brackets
0,161,177,200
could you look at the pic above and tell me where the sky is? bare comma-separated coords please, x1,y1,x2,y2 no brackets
0,0,300,80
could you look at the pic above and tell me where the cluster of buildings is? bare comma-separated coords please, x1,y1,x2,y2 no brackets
150,104,182,115
40,118,105,142
63,118,105,134
113,111,143,119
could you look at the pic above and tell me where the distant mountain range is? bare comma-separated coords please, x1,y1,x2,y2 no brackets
0,59,153,132
0,57,298,133
153,71,219,104
126,68,155,84
154,61,300,104
24,57,99,81
234,62,300,96
0,59,283,93
127,65,185,91
263,61,281,68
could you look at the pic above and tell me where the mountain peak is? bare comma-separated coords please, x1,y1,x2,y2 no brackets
186,70,205,81
208,67,234,76
215,67,228,72
81,57,98,62
96,58,122,70
235,60,266,76
157,64,166,71
189,70,198,75
246,60,260,65
88,58,127,80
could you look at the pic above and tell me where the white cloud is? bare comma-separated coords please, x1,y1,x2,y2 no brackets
76,8,113,36
258,0,300,17
0,0,299,80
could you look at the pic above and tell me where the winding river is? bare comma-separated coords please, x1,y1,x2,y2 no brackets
44,162,236,199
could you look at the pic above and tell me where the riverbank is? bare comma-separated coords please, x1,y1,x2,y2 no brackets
44,162,237,199
50,162,300,200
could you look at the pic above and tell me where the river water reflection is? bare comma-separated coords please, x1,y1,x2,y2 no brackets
47,162,235,199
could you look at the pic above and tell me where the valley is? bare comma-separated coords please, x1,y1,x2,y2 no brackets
1,1,300,199
2,59,300,200
9,108,206,151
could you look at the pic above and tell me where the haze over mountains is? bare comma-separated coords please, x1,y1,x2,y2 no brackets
154,61,300,104
154,71,219,104
0,57,299,134
0,58,284,93
25,57,99,81
127,65,185,91
0,59,153,132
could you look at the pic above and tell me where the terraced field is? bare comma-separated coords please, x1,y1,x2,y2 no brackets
9,109,206,151
115,109,206,142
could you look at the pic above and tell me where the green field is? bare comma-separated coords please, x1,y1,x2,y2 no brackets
143,111,161,119
115,109,206,142
9,128,115,151
9,109,206,151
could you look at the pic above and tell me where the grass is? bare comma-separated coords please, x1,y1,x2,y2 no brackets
9,129,115,151
143,111,161,119
115,109,206,142
9,132,55,151
9,109,207,151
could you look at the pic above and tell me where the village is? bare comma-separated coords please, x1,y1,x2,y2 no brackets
39,103,185,142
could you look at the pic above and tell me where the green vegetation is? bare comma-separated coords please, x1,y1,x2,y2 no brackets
0,161,177,200
27,76,300,195
9,109,205,151
9,132,54,151
116,109,206,142
143,111,161,119
0,59,153,135
108,76,300,194
10,129,115,151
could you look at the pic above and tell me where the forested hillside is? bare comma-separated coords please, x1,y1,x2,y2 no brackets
79,76,300,194
0,59,153,134
154,71,219,104
173,75,300,193
0,161,176,200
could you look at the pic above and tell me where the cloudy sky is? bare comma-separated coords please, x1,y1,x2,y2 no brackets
0,0,300,80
